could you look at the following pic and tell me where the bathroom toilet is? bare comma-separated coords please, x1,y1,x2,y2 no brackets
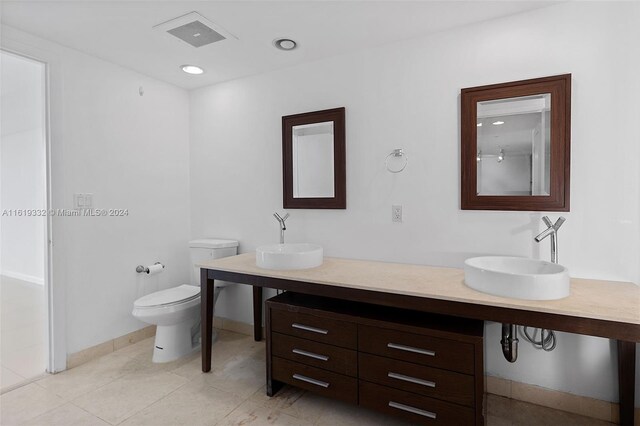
132,238,238,363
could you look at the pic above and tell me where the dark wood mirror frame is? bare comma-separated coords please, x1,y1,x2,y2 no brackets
282,107,346,209
461,74,571,211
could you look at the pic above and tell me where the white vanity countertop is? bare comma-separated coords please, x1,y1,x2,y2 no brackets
197,253,640,325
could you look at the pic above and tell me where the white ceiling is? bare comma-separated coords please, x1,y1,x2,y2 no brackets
1,1,558,90
478,112,548,153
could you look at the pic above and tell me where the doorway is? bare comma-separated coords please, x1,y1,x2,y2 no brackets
0,50,49,391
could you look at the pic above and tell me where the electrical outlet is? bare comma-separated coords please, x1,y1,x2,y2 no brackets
392,205,402,223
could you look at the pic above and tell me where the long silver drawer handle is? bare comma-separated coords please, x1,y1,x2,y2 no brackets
292,348,329,361
291,323,328,335
387,343,435,357
388,372,436,388
388,401,437,419
292,374,330,388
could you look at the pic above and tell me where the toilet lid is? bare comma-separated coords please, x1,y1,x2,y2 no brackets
134,285,200,308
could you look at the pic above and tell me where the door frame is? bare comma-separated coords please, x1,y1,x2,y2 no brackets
1,42,66,373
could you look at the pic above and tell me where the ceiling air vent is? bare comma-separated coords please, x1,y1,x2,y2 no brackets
153,12,236,48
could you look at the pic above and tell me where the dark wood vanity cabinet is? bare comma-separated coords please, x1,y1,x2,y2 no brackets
265,292,485,425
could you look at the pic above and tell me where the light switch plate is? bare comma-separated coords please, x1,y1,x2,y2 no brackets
73,193,84,209
83,193,93,209
73,193,94,209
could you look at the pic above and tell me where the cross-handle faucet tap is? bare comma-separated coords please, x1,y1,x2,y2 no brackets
534,216,566,263
273,212,290,244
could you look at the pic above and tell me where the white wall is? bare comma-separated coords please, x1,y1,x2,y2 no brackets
478,155,531,195
190,2,640,404
1,26,192,359
293,130,335,198
0,52,46,285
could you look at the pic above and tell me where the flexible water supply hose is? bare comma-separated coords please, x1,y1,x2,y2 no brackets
520,326,557,351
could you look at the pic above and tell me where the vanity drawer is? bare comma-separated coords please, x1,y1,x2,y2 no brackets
272,357,357,404
359,325,475,374
359,380,474,425
272,332,357,377
359,353,475,407
271,309,357,349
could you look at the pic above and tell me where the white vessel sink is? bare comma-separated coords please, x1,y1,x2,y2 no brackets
256,243,323,270
464,256,570,300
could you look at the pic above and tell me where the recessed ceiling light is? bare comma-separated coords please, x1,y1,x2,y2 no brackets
492,121,505,125
181,65,204,75
273,38,297,51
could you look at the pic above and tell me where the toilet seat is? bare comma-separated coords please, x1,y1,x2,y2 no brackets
134,284,200,308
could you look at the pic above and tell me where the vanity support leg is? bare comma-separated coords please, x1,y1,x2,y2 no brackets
201,269,214,372
265,302,283,397
267,379,285,397
618,340,636,426
253,286,263,341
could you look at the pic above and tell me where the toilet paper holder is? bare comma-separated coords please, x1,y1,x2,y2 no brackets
136,262,165,274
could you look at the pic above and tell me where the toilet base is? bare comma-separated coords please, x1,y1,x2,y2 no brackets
152,318,201,363
150,318,223,363
141,286,225,363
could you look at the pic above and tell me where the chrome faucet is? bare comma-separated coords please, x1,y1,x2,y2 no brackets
534,216,566,263
273,212,290,244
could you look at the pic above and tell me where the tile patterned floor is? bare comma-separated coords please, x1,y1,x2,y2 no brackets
0,276,47,391
0,329,615,425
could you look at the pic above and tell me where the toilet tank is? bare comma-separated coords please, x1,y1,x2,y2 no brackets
189,239,238,286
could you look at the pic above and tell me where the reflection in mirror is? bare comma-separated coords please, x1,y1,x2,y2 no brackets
477,94,551,196
292,121,335,198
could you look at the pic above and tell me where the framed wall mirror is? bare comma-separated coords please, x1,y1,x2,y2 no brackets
461,74,571,211
282,107,346,209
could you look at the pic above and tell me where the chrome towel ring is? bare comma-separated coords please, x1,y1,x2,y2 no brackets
385,149,408,173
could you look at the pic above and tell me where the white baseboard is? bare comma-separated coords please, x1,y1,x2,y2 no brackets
0,270,44,285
